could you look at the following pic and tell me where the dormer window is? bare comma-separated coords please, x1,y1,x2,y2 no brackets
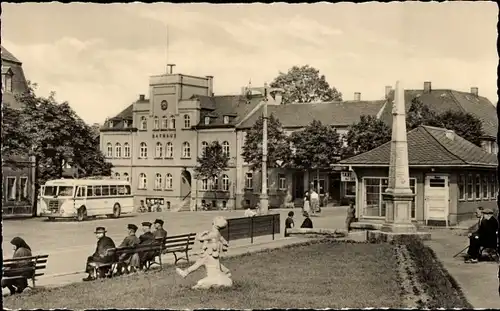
223,116,230,124
108,121,114,128
123,120,129,128
204,117,210,125
1,67,13,93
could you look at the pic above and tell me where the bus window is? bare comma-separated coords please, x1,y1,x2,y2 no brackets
58,186,74,197
102,186,110,196
87,187,93,197
94,186,102,196
125,185,131,195
44,186,58,197
110,185,117,196
76,187,86,198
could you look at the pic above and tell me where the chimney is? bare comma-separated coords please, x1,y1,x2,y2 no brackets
167,64,176,74
354,92,361,101
206,76,214,97
423,81,432,93
139,94,145,101
385,86,392,98
470,87,478,96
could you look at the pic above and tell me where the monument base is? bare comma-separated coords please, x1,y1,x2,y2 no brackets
381,222,417,233
368,230,431,244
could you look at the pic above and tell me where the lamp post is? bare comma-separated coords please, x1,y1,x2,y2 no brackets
260,83,269,214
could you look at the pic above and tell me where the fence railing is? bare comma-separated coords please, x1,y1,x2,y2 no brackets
220,213,281,244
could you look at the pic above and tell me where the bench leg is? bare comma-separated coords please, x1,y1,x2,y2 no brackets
185,250,189,263
173,252,179,265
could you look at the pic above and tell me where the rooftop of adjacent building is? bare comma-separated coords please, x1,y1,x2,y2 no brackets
1,45,29,110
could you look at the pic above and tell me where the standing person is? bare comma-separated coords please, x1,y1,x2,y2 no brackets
303,192,311,215
2,237,33,295
465,208,498,263
300,211,313,228
346,201,356,232
285,211,295,237
83,227,116,281
310,189,320,215
116,224,140,275
147,200,152,213
153,219,168,241
244,207,257,217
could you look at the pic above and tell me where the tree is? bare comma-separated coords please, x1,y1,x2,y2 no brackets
270,65,342,104
406,97,439,130
1,104,31,160
344,115,392,157
289,120,343,192
194,141,229,205
241,114,292,171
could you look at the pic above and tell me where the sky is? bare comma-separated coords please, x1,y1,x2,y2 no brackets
2,2,498,124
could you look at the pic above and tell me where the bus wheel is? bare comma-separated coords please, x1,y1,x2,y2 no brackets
77,207,87,222
112,204,121,218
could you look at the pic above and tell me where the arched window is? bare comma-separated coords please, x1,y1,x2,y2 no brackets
165,173,173,189
115,143,122,158
162,116,168,129
170,116,176,129
106,143,113,157
115,172,121,180
155,173,162,190
211,176,219,190
222,174,229,191
140,116,147,130
153,116,159,130
124,143,131,158
201,141,209,155
165,142,173,158
183,114,191,128
155,142,163,158
182,142,191,158
139,142,148,158
222,141,230,157
139,173,147,189
123,172,130,182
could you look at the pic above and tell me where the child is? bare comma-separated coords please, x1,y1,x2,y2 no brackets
346,201,356,232
303,192,311,215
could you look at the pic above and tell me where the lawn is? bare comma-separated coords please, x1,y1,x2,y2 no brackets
3,240,404,309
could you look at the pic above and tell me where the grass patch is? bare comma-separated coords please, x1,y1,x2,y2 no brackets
4,240,404,309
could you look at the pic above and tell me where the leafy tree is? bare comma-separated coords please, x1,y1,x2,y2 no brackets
241,114,291,172
1,104,31,160
344,115,392,157
289,120,343,191
406,97,439,130
270,65,342,104
194,141,229,203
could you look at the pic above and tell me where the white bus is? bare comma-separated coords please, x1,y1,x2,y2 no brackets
39,179,134,221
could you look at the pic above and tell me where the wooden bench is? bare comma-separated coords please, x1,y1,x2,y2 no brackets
220,214,281,243
2,255,49,288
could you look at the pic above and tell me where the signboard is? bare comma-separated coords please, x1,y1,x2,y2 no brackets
152,133,176,139
341,172,356,182
146,198,165,205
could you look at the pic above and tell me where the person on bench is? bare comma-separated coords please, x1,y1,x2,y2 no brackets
83,227,116,281
465,208,498,263
130,222,156,271
300,211,313,228
153,219,168,240
116,224,140,275
2,237,33,295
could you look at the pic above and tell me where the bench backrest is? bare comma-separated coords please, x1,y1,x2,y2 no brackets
220,214,280,242
164,233,196,250
110,233,196,256
3,255,49,278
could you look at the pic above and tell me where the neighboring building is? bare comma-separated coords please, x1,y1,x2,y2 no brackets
339,125,498,226
1,45,36,216
379,81,498,154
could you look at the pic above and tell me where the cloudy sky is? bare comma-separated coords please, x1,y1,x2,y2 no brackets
2,2,498,124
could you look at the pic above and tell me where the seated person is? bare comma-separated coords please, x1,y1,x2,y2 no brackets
284,211,294,237
130,222,156,270
300,211,313,229
2,237,33,295
153,219,168,241
116,224,140,275
83,227,116,281
244,207,257,218
465,208,498,263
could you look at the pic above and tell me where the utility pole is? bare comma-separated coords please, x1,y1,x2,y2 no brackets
260,83,269,214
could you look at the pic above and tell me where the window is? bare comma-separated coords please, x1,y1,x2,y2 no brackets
475,174,481,200
278,174,287,190
467,174,473,200
222,141,230,157
115,143,122,158
166,201,171,209
204,117,210,125
123,172,129,182
118,185,131,195
76,187,85,197
139,142,148,158
343,181,356,197
184,114,191,128
222,175,229,191
139,173,147,189
245,173,253,189
211,176,218,190
222,201,227,208
182,142,191,158
94,186,102,196
482,175,488,200
110,186,117,195
140,116,147,130
124,143,131,158
201,178,208,191
491,174,497,199
155,173,162,190
153,116,160,130
155,142,163,158
170,116,176,129
124,120,129,128
201,141,208,156
115,172,121,180
162,116,168,129
87,187,93,197
165,173,173,189
363,177,417,219
20,177,28,200
223,116,230,124
165,142,173,158
109,121,114,128
102,186,110,196
106,143,113,157
3,74,13,92
458,174,466,201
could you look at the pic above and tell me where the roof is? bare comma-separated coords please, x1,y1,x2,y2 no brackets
2,66,13,74
340,125,497,167
0,47,29,109
1,45,22,64
194,95,263,128
237,100,385,129
45,179,130,186
379,89,497,138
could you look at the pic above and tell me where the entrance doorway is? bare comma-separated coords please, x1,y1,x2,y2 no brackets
424,175,449,226
293,172,304,199
180,169,192,199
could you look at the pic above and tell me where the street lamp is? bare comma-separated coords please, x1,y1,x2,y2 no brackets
260,83,269,214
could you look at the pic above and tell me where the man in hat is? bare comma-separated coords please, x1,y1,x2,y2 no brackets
83,227,116,281
300,211,313,228
466,208,498,263
133,221,157,270
115,224,140,275
153,219,168,241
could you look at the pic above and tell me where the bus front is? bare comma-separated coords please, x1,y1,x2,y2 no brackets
39,183,76,218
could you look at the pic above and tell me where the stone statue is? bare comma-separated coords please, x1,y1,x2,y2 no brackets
176,216,233,289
